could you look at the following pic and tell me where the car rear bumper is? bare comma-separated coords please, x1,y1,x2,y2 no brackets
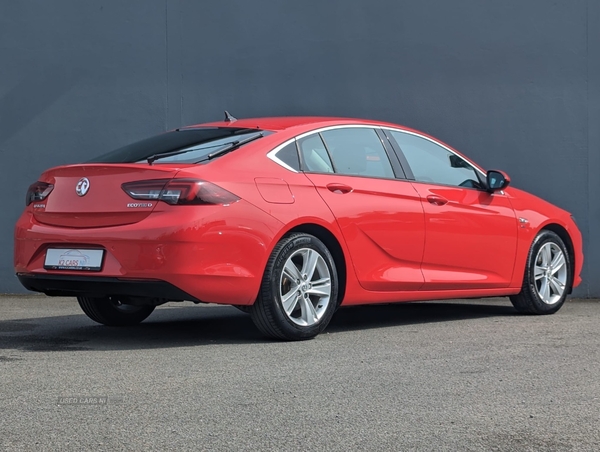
14,200,283,305
17,273,200,302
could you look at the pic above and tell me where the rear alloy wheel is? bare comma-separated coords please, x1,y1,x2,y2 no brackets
510,230,572,315
77,296,155,326
251,233,338,340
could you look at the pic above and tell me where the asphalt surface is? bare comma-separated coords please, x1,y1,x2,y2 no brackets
1,295,599,451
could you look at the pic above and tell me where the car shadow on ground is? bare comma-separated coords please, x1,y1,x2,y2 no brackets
328,301,516,333
0,300,518,352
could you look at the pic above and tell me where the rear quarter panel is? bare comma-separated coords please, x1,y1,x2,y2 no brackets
174,138,365,305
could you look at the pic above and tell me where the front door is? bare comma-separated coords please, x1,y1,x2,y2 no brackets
386,129,518,290
412,183,518,289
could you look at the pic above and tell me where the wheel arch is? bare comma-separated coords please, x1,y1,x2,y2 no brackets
540,223,575,293
285,223,347,306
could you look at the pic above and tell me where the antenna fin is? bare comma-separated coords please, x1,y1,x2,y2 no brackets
224,111,237,122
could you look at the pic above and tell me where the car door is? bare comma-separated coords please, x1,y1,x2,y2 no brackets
299,127,425,291
386,129,518,290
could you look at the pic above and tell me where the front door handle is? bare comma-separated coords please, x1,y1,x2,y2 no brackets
326,183,353,194
427,195,448,206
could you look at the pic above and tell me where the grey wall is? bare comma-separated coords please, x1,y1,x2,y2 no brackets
1,0,598,296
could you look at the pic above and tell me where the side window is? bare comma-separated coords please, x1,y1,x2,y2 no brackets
298,134,334,173
320,128,395,178
273,142,300,171
390,131,481,188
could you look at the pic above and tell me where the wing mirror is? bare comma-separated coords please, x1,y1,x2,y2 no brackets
486,170,510,192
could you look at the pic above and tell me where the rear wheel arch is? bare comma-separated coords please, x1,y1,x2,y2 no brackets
284,224,347,306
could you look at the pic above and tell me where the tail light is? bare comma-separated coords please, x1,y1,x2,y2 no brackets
122,179,240,206
26,181,54,206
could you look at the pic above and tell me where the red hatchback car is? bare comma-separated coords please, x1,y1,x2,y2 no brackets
15,116,583,340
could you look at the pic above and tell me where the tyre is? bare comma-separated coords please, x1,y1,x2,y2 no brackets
510,230,572,315
250,233,339,340
77,296,155,326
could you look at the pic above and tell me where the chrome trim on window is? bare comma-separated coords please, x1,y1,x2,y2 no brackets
266,123,485,177
266,138,300,173
380,127,486,177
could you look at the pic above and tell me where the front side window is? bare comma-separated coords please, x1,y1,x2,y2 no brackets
320,128,395,179
390,131,481,188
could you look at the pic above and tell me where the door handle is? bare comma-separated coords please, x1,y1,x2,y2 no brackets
326,183,353,194
427,195,448,206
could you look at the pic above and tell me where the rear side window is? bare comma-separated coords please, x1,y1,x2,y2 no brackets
298,134,334,173
321,128,395,178
88,127,267,164
273,142,301,171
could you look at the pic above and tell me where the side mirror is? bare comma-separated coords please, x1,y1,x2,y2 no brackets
486,170,510,192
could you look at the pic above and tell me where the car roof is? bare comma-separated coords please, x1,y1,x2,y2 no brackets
187,116,414,133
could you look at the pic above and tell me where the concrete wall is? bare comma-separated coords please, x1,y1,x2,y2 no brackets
1,0,598,296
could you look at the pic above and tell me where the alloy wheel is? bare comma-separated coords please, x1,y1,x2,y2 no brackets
534,242,567,305
279,248,332,326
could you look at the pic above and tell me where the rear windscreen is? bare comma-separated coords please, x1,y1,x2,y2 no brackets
88,127,267,164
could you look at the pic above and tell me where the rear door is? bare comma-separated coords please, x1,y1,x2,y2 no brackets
386,129,518,290
301,127,425,291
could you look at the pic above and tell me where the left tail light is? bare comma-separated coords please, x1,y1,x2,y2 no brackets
121,179,240,206
26,181,54,206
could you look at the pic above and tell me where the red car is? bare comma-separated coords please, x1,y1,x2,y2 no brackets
14,115,583,340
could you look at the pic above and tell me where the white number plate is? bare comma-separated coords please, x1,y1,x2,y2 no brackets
44,249,104,271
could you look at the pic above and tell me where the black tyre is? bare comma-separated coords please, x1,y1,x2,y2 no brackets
510,230,572,315
250,233,339,340
77,296,155,326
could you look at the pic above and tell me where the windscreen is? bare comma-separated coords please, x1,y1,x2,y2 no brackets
88,127,267,164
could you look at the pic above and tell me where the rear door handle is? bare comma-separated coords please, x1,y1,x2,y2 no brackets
427,195,448,206
326,183,353,194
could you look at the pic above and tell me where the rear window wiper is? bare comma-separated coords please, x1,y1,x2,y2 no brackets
198,132,263,162
146,132,263,165
147,148,195,165
146,140,239,165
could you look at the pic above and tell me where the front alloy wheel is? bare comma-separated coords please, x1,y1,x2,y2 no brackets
510,230,572,314
251,233,338,340
533,241,568,305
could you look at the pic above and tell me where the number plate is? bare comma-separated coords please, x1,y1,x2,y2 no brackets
44,249,104,271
